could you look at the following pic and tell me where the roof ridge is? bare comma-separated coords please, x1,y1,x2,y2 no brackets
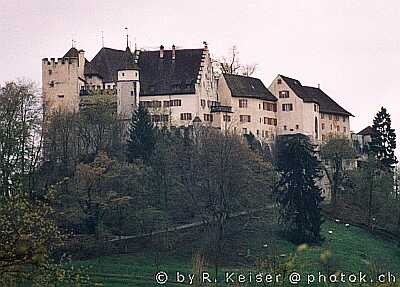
223,73,277,101
102,47,125,52
223,73,261,81
142,48,203,52
279,74,302,83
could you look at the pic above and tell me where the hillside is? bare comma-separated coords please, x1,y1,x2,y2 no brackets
73,215,400,286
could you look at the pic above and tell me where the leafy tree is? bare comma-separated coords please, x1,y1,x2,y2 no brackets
0,80,87,285
0,81,42,198
126,105,156,162
345,158,395,231
62,151,153,239
370,107,397,170
320,136,356,206
275,134,324,244
79,94,123,159
0,189,86,286
73,152,126,238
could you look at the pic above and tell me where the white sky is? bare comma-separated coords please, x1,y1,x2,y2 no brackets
1,0,399,156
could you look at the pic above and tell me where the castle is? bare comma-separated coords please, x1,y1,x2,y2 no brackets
42,42,353,142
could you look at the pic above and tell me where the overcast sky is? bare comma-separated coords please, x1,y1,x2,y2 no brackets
1,0,399,155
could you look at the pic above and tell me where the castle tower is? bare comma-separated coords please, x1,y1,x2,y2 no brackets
116,46,140,119
42,47,86,115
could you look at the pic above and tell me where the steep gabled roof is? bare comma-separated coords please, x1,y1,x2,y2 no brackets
138,49,203,96
84,47,203,95
223,74,277,101
280,74,353,116
84,61,102,78
303,86,353,116
63,47,79,58
85,47,127,82
280,75,315,102
357,126,373,135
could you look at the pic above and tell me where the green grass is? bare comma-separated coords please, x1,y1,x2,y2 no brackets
72,217,400,286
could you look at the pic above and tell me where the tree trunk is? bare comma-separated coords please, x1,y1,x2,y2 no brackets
367,173,374,230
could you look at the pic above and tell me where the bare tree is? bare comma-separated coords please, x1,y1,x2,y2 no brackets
43,110,80,180
215,46,257,76
177,128,275,276
320,135,356,206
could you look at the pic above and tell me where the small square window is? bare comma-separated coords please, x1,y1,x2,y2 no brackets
239,99,248,108
279,91,289,98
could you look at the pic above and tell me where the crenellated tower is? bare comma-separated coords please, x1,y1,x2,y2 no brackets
42,47,85,115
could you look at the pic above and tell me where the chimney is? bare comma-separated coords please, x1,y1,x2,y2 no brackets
78,49,85,67
159,45,164,59
172,44,176,60
318,83,321,89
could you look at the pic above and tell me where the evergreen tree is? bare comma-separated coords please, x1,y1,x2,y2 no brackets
370,107,397,170
275,134,324,244
126,105,156,162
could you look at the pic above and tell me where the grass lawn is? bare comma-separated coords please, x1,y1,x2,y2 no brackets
73,215,400,286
